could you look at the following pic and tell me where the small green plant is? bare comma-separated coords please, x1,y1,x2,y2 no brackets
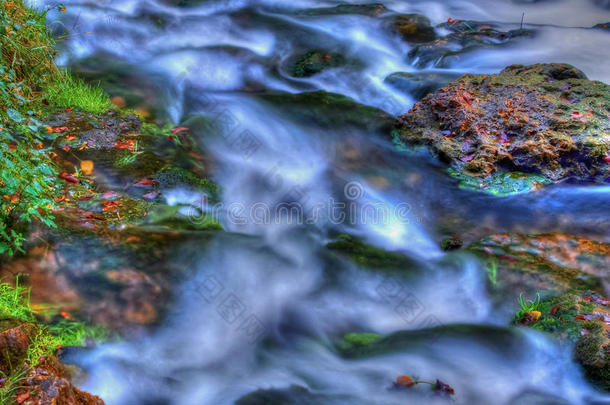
485,259,498,287
0,278,34,321
515,292,541,320
0,367,27,405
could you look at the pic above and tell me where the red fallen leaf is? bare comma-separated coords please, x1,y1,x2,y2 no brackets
434,380,455,396
549,305,559,316
142,192,159,200
53,195,67,202
126,236,141,243
65,107,73,112
3,192,20,204
62,145,71,152
134,178,157,187
65,135,76,141
604,154,610,163
583,296,591,302
60,311,75,320
102,200,122,212
86,212,106,221
571,111,582,118
58,172,79,184
114,139,136,149
78,195,93,200
395,375,415,388
53,126,68,133
42,99,49,105
170,126,189,135
460,153,475,162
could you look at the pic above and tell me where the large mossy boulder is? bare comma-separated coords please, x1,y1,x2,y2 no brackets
395,64,610,186
515,292,610,391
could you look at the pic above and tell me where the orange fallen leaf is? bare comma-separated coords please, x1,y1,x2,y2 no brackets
80,160,94,175
3,192,20,203
395,375,415,388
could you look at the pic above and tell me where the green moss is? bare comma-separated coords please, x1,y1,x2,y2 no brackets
292,50,346,78
448,169,551,196
327,234,415,270
515,292,610,391
143,204,222,231
338,332,382,353
155,165,219,200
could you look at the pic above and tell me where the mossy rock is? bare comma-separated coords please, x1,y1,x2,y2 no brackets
448,168,551,196
291,50,347,78
337,332,382,353
396,64,610,186
388,14,437,43
142,204,222,231
295,4,388,17
260,91,394,132
468,233,608,295
515,292,610,391
154,165,219,200
337,324,525,358
326,234,417,271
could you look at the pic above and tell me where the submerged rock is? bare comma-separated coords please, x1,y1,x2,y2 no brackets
395,64,610,186
295,3,388,17
291,50,347,78
326,234,417,271
388,14,437,44
384,71,460,100
260,91,394,132
407,20,533,68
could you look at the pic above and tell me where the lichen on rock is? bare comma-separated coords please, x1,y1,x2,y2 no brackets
395,64,610,187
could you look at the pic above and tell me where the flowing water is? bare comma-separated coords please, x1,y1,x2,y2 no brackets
32,0,610,403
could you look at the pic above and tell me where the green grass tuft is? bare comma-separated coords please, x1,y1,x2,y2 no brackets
44,74,111,114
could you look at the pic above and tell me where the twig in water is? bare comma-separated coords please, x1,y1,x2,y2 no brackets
520,12,525,30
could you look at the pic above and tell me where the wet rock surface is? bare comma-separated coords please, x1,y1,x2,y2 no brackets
395,63,610,184
469,233,610,295
407,20,533,68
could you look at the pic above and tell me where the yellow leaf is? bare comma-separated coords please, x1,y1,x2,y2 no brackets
80,160,94,175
